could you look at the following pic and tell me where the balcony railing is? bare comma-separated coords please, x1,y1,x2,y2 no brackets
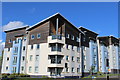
52,35,62,40
51,58,61,64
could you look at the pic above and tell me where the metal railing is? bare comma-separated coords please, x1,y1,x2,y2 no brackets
52,35,62,40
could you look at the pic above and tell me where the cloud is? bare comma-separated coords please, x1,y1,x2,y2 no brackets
2,21,26,31
0,40,2,43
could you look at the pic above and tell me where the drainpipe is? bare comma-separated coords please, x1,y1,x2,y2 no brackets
55,18,59,77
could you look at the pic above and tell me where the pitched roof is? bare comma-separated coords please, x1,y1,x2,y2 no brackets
26,13,84,34
4,25,29,33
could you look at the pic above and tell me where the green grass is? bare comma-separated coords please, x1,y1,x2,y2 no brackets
13,77,80,80
83,73,120,78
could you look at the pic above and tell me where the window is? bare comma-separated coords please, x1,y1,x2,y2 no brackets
77,57,80,62
84,55,86,60
66,44,69,49
24,37,26,41
7,57,9,61
6,66,8,70
29,66,32,73
9,39,12,43
66,68,69,72
14,47,18,53
93,48,96,53
21,66,24,71
13,57,17,64
71,67,74,72
31,35,35,39
65,63,68,68
76,37,80,42
77,68,80,73
37,44,40,49
8,48,10,51
66,33,69,38
72,56,74,61
37,33,41,39
72,45,74,50
23,46,25,51
84,65,86,69
71,35,74,40
35,55,39,61
77,47,80,52
51,44,61,52
13,67,16,73
66,56,69,61
35,66,38,73
31,45,33,49
30,55,33,61
22,56,25,61
83,37,85,42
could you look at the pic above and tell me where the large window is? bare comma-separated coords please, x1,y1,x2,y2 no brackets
51,44,62,52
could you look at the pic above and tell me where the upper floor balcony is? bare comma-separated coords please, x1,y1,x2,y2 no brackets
48,35,65,44
48,55,64,68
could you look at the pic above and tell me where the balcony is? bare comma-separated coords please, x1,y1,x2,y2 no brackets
48,35,65,44
49,43,64,56
48,55,64,68
48,60,64,68
48,51,64,56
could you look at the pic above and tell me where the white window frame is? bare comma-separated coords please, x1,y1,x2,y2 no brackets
31,35,35,39
37,33,41,39
71,35,74,40
66,33,69,38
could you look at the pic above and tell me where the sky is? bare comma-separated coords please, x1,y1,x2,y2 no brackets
1,2,118,43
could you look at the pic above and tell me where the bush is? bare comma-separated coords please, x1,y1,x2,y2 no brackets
19,73,26,77
2,73,10,78
7,74,15,78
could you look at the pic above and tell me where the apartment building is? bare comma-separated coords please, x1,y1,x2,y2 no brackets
79,27,98,76
1,13,120,78
97,36,120,73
